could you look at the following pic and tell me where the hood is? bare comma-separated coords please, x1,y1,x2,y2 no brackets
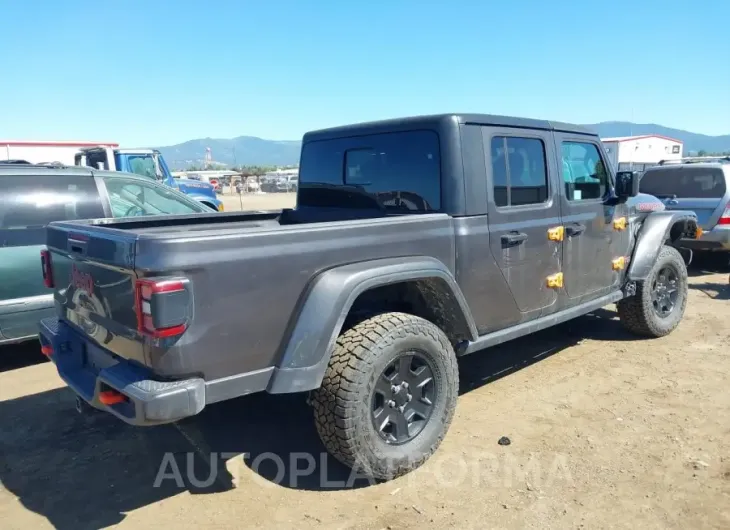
175,178,216,198
626,192,665,222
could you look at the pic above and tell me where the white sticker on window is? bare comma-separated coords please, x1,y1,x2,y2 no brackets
573,190,582,200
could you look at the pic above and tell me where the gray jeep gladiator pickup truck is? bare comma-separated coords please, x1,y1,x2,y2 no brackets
39,113,699,479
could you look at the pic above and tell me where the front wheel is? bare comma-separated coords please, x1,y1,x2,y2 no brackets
617,245,688,337
311,312,459,480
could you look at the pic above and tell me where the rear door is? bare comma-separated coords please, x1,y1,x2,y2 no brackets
0,172,105,340
640,166,728,229
483,128,563,321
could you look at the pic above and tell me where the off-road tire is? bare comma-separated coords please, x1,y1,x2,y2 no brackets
311,312,459,480
617,245,688,337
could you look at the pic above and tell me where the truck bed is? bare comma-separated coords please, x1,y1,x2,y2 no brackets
86,210,283,235
44,208,456,387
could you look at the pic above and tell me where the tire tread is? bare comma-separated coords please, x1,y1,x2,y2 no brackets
617,245,688,337
311,312,458,479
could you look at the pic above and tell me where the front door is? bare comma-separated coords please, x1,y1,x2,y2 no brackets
555,136,628,301
483,128,563,321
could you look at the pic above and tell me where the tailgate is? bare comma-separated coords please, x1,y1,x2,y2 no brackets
663,198,722,229
45,222,145,363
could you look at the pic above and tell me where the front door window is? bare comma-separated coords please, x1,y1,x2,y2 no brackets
561,142,608,201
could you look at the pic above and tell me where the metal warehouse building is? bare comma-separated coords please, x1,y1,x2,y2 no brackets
602,135,683,172
1,140,119,165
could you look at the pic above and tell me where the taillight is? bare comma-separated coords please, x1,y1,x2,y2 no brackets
718,206,730,225
134,278,191,338
40,249,54,288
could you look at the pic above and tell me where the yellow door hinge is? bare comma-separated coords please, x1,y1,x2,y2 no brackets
547,226,565,241
613,217,627,230
546,272,564,288
612,256,626,271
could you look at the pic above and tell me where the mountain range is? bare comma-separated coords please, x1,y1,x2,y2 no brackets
157,121,730,169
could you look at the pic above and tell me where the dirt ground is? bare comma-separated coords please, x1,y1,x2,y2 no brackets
219,191,296,212
0,217,728,529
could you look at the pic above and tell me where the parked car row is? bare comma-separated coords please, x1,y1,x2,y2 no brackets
260,174,298,193
0,162,214,345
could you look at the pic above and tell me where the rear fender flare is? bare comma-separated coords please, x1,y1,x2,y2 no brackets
266,256,477,394
628,210,698,281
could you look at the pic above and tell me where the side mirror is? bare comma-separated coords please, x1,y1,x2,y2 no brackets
615,171,640,199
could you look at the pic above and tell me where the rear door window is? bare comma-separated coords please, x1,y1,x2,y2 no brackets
640,167,727,198
490,136,549,207
0,174,104,247
299,130,441,212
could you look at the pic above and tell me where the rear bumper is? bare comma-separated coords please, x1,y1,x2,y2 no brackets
39,317,205,426
680,228,730,251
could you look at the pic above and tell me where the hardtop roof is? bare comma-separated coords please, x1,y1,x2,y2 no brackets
0,164,158,182
0,165,94,177
303,113,594,141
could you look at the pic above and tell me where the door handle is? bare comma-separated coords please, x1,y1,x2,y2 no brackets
565,223,586,237
501,231,528,247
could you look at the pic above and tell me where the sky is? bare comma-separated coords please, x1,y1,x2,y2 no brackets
1,0,728,146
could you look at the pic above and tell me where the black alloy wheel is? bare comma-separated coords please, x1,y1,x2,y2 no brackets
371,352,436,445
651,264,679,317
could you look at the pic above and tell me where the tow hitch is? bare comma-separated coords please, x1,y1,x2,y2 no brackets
75,395,94,415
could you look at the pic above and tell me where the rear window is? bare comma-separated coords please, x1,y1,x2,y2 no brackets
0,174,104,247
104,175,209,217
298,130,441,212
640,167,727,199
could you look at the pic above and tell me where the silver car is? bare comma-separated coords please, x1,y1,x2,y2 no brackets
640,157,730,252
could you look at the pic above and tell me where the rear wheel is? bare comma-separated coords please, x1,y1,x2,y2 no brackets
311,312,459,480
617,245,688,337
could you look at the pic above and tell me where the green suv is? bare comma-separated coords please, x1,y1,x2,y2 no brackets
0,164,213,345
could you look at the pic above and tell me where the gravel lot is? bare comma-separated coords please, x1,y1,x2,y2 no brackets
0,198,728,529
219,191,295,212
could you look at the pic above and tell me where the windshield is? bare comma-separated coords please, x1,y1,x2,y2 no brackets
103,175,209,217
127,155,158,179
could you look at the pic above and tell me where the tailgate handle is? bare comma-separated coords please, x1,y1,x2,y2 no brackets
68,238,88,256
